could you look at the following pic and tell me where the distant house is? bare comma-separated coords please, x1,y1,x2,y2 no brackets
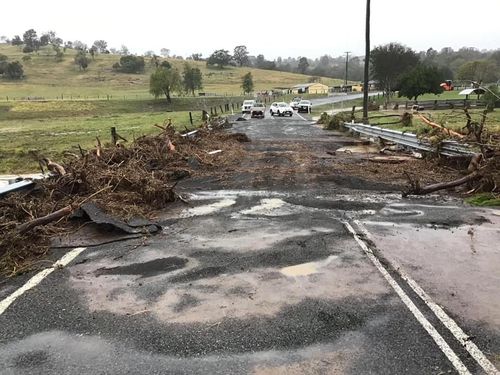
273,87,292,95
291,83,329,95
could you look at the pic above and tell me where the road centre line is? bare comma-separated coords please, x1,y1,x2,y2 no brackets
343,221,471,375
0,247,86,315
353,219,499,375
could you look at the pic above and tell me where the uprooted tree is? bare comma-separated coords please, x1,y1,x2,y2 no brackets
404,109,499,197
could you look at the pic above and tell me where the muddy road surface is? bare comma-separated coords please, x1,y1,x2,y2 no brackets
1,112,499,374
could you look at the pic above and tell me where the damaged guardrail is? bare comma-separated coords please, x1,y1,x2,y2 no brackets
344,123,476,157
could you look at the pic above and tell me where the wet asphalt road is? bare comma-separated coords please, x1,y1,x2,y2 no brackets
0,112,499,374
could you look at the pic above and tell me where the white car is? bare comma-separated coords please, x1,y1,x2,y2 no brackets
289,97,302,110
297,100,312,113
270,102,293,117
241,100,256,114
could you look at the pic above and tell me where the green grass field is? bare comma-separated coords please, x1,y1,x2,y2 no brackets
0,44,345,99
367,109,500,134
0,43,351,173
0,111,201,173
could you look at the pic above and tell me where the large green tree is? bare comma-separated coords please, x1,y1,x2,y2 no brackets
11,35,23,46
207,49,231,69
298,57,309,74
398,64,445,101
92,40,108,53
233,45,249,67
457,60,498,84
370,43,419,103
150,67,181,103
22,29,39,51
241,72,254,94
182,63,203,96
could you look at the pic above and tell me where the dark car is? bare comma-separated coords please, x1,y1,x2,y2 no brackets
297,100,312,113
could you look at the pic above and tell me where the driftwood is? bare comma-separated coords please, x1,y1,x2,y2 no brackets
403,170,482,197
41,158,66,176
95,137,103,158
17,205,73,234
417,114,465,139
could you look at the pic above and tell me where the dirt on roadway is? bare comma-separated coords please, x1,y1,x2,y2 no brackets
0,112,499,375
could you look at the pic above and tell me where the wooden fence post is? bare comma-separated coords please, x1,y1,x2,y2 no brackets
189,112,193,125
111,127,117,145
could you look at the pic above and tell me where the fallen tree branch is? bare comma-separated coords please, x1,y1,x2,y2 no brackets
417,114,465,139
403,170,482,197
17,205,74,234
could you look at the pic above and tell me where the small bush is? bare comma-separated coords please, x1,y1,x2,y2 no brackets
317,112,330,125
113,55,145,73
322,112,352,130
401,112,413,127
3,61,24,79
484,85,499,112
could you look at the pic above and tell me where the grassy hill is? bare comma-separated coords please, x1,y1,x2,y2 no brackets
0,44,344,99
0,43,348,173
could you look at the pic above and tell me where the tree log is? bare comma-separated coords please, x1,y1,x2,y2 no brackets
404,171,482,197
417,114,465,139
17,205,73,234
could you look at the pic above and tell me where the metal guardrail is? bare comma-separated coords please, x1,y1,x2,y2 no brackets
0,180,35,197
344,123,476,157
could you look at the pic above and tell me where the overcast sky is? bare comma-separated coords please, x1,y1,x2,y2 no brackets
2,0,499,59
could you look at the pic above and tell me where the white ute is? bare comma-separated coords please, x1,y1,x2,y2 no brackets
241,100,256,114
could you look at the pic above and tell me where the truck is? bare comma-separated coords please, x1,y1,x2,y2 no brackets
250,103,266,118
241,100,256,114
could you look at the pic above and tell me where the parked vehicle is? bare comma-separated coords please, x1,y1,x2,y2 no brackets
270,102,293,117
290,97,302,110
440,80,454,91
241,100,256,114
250,103,266,118
297,100,312,113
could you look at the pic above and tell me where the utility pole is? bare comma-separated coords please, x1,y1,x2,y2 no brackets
344,51,351,88
362,0,371,123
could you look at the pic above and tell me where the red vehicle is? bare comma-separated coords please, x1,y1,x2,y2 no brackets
440,80,454,91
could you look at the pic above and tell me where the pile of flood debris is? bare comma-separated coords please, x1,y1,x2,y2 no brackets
0,118,248,277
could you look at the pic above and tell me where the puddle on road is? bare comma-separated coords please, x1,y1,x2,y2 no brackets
380,207,424,217
281,256,339,277
336,145,380,154
180,199,236,218
240,198,286,215
183,226,335,252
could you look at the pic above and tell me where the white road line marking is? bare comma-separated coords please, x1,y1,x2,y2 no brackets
343,221,471,375
0,247,86,315
355,220,500,375
294,112,308,121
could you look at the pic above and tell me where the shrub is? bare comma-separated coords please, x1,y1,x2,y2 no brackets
114,55,145,73
484,85,499,112
321,112,352,130
4,61,24,79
